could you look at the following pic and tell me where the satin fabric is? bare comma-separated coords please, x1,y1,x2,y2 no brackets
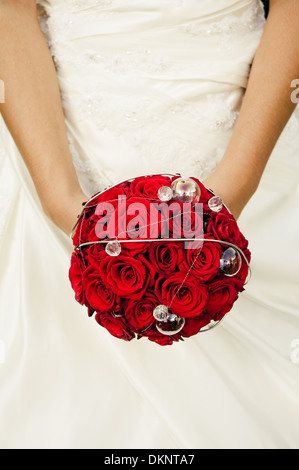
0,0,299,449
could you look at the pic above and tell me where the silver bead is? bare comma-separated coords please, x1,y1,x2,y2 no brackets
220,247,241,276
153,304,169,321
105,240,121,257
156,312,185,336
153,305,185,335
157,186,173,202
208,195,223,212
171,177,201,204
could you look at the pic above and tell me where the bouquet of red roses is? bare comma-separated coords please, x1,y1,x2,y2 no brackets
69,174,250,346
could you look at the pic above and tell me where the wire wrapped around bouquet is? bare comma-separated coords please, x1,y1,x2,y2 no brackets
69,174,251,346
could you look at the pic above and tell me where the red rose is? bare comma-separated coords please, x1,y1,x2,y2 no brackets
95,312,135,341
69,251,86,305
120,240,150,256
130,175,172,199
180,315,212,338
206,212,248,251
99,252,155,301
235,247,251,284
87,243,106,269
181,241,222,282
83,265,121,312
124,290,158,332
155,272,208,318
69,251,94,316
91,183,130,206
148,241,184,275
142,328,183,346
206,278,244,321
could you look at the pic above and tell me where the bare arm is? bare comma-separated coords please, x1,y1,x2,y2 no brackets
1,1,298,234
0,1,87,234
204,0,299,219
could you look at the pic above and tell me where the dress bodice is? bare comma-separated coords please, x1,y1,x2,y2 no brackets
36,0,265,194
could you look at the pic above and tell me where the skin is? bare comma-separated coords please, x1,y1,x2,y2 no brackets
0,0,86,234
0,0,298,234
203,0,299,218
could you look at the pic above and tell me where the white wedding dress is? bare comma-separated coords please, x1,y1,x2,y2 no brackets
1,0,299,449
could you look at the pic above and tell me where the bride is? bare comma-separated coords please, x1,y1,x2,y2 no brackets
0,0,299,449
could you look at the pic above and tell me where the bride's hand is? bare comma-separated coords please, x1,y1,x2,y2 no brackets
42,188,88,236
203,166,257,220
